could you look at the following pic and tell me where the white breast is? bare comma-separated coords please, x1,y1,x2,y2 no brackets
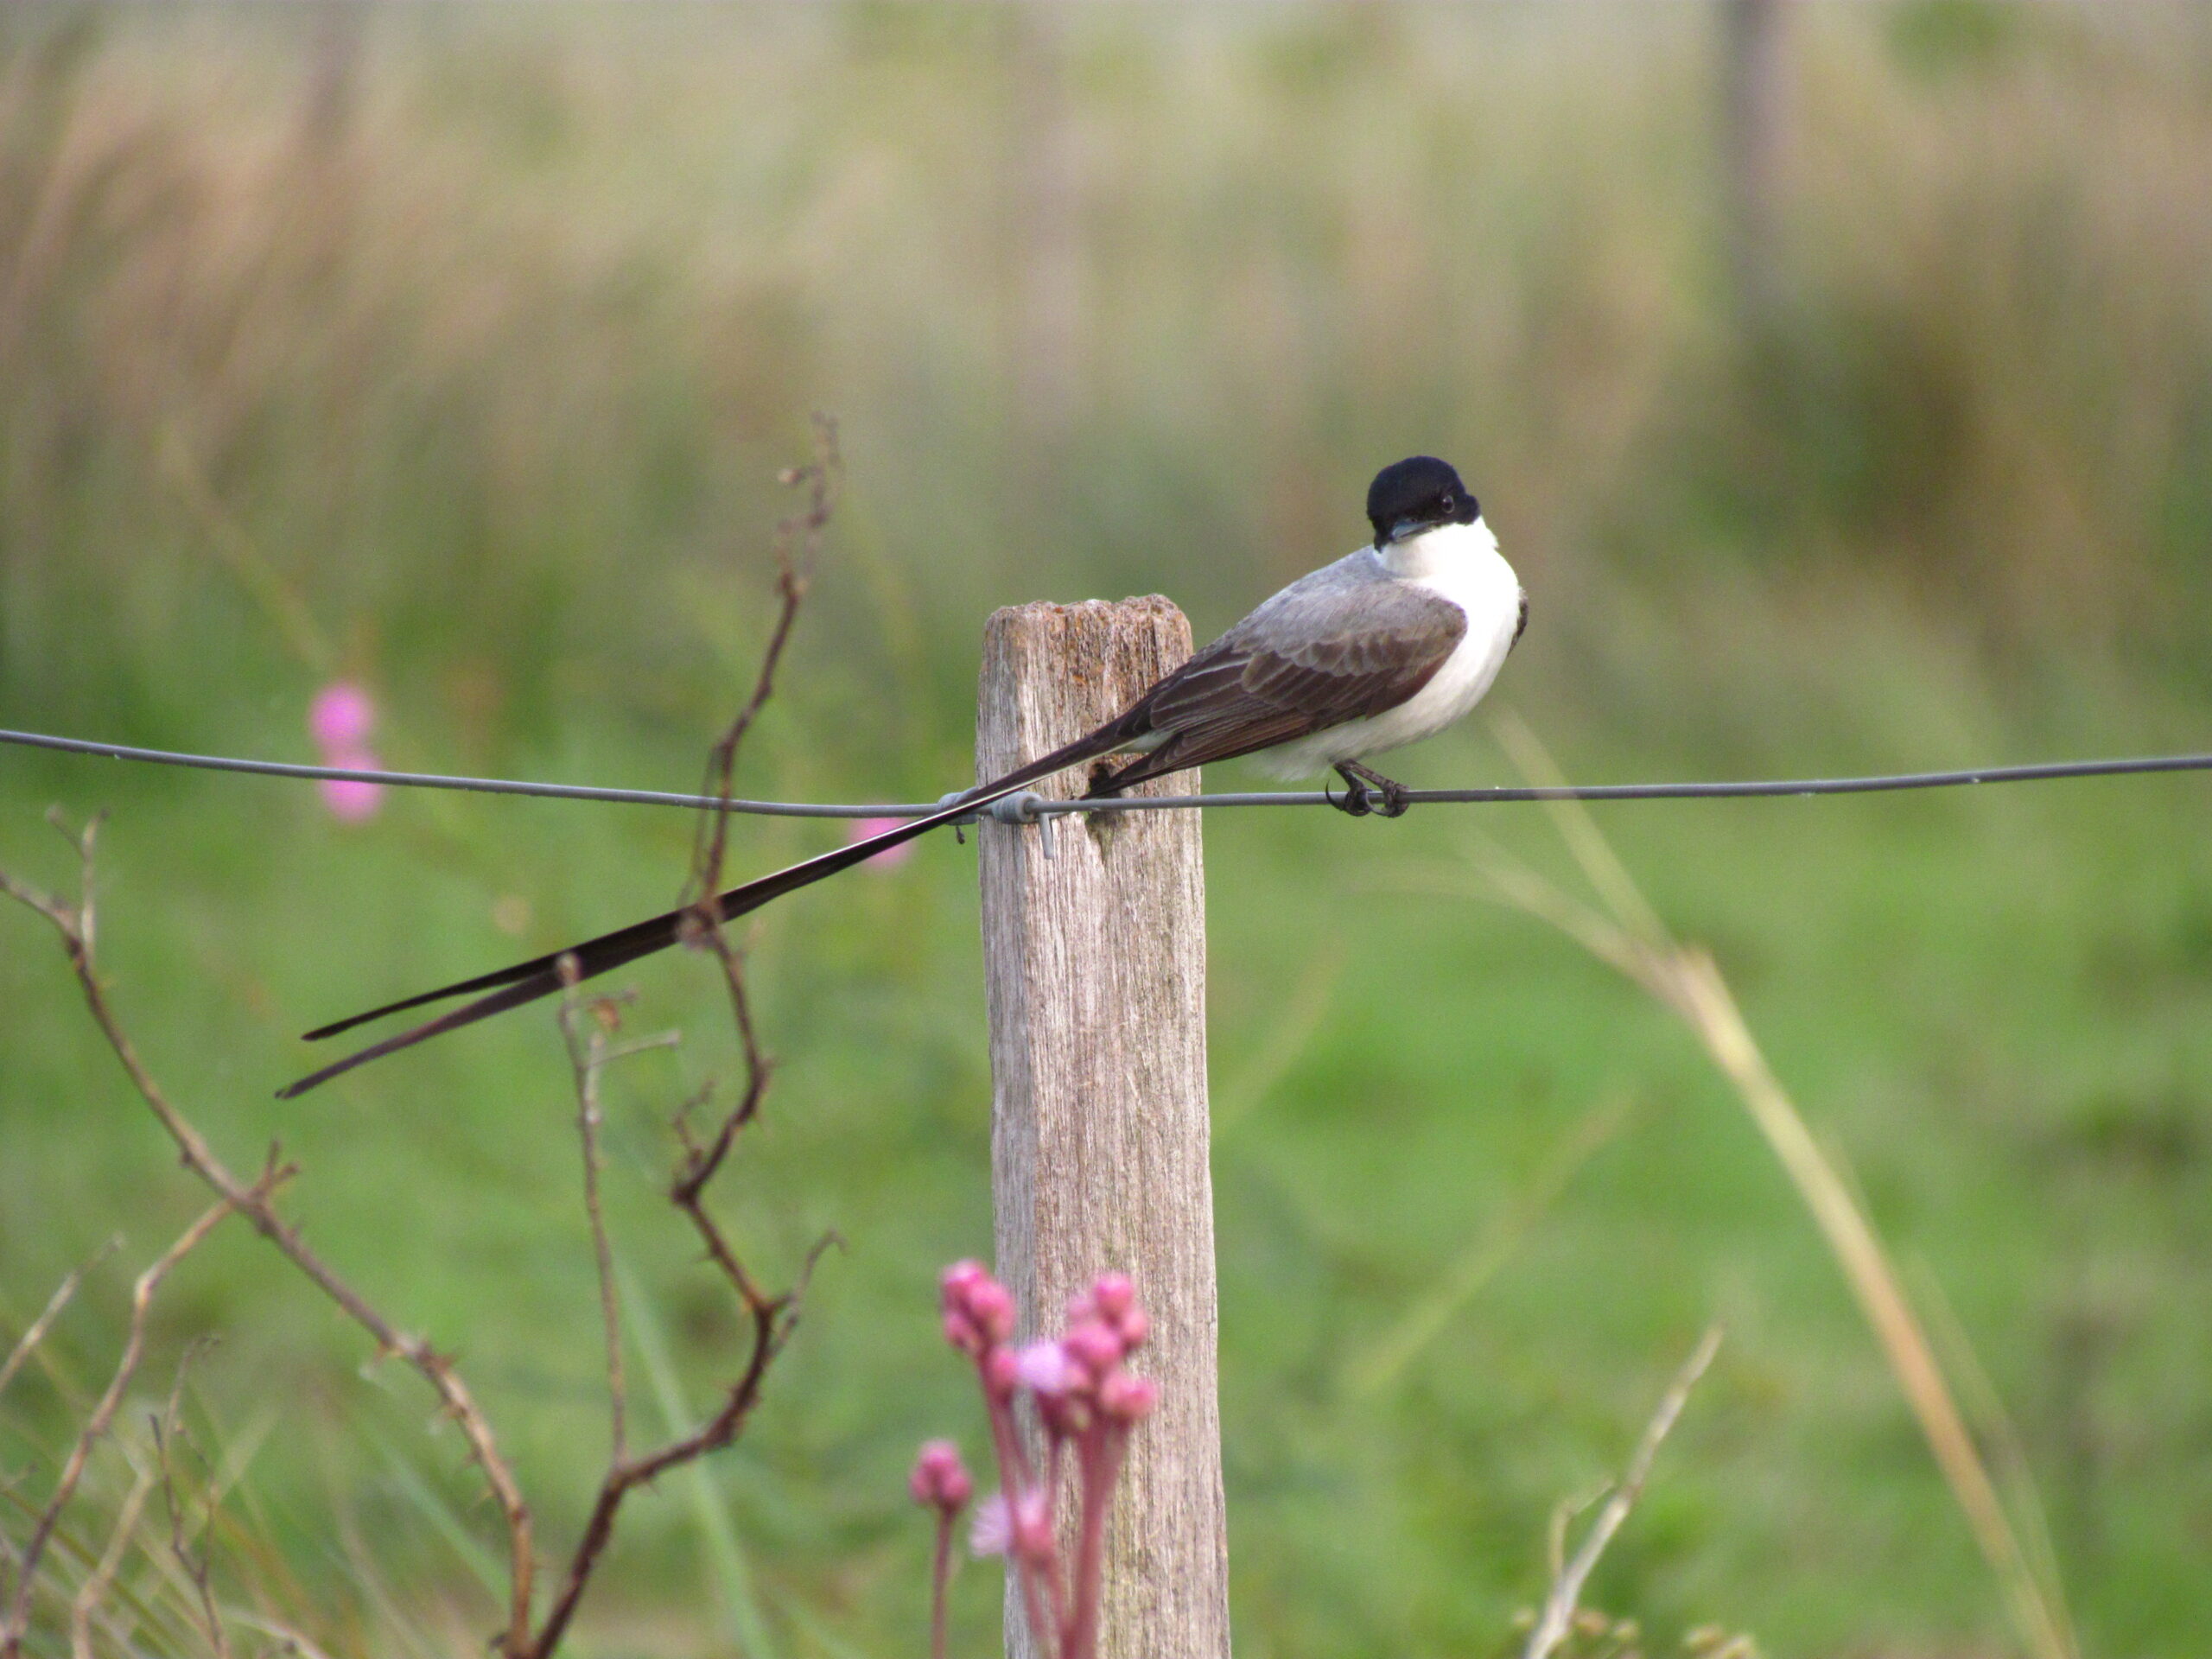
1256,518,1522,779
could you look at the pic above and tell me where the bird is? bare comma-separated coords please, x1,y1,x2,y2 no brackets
278,455,1524,1098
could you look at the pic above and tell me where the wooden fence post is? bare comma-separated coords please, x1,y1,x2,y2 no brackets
976,597,1232,1659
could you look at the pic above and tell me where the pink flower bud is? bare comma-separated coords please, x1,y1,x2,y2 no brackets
941,1261,1012,1356
941,1260,987,1300
1090,1274,1135,1321
909,1440,973,1511
1014,1339,1077,1398
1062,1320,1122,1379
1113,1306,1149,1352
982,1346,1020,1403
319,753,385,823
1011,1491,1058,1564
848,816,916,869
967,1278,1016,1345
308,683,378,752
1099,1373,1160,1424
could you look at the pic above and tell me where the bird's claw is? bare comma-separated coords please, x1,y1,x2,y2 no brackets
1332,765,1409,819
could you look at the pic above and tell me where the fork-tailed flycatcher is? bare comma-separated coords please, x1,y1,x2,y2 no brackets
278,456,1524,1097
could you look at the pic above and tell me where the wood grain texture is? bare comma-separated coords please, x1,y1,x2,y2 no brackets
976,596,1230,1659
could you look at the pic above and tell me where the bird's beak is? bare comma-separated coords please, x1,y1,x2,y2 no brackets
1386,517,1424,545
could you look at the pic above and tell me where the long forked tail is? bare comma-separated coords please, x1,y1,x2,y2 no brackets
276,726,1130,1099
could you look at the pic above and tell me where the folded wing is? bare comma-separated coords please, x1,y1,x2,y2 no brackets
1100,564,1466,787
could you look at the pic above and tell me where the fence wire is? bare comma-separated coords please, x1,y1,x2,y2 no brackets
8,726,2211,817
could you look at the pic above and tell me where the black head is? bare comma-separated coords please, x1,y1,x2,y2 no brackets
1366,456,1479,548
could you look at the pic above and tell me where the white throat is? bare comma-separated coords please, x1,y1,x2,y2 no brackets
1380,517,1499,580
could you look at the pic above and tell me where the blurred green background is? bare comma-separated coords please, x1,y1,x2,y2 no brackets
3,3,2209,1655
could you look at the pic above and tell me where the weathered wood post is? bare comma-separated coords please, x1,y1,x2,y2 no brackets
976,597,1232,1659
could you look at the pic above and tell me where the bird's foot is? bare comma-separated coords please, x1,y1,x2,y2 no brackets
1334,762,1410,819
1325,769,1373,817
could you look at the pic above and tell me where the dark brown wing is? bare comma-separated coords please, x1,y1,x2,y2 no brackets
1104,568,1466,784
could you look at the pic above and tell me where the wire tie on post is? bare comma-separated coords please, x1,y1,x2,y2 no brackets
986,790,1055,858
934,790,980,843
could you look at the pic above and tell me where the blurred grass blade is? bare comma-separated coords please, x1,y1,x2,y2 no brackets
1660,945,2076,1659
370,1436,505,1601
619,1257,779,1659
1446,722,2079,1659
1908,1255,2074,1643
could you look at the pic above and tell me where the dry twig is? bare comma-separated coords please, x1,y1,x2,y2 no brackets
1444,715,2080,1659
3,435,842,1656
524,434,840,1659
70,1430,161,1659
1,1188,261,1656
151,1362,232,1659
687,413,842,911
0,820,538,1656
1522,1326,1723,1659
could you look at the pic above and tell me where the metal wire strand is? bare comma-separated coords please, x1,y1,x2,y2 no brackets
4,725,2210,817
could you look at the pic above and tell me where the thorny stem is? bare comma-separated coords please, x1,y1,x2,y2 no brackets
531,437,842,1653
0,825,538,1657
3,431,843,1657
688,413,842,911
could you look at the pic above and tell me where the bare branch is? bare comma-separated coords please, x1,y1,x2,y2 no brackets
0,831,537,1657
525,925,806,1659
0,1236,122,1401
1522,1325,1723,1659
686,413,842,909
525,429,840,1658
4,423,847,1658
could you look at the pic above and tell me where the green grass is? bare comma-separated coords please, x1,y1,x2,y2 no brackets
3,6,2211,1656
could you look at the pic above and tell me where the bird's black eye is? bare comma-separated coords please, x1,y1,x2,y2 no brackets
1438,493,1455,513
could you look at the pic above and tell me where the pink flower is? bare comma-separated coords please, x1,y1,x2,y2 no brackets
909,1440,974,1513
969,1493,1011,1558
1099,1373,1160,1425
1009,1488,1058,1565
1069,1274,1147,1352
848,815,914,869
1061,1320,1122,1380
1014,1339,1077,1398
308,683,378,752
309,683,385,822
940,1261,1016,1355
319,753,385,823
